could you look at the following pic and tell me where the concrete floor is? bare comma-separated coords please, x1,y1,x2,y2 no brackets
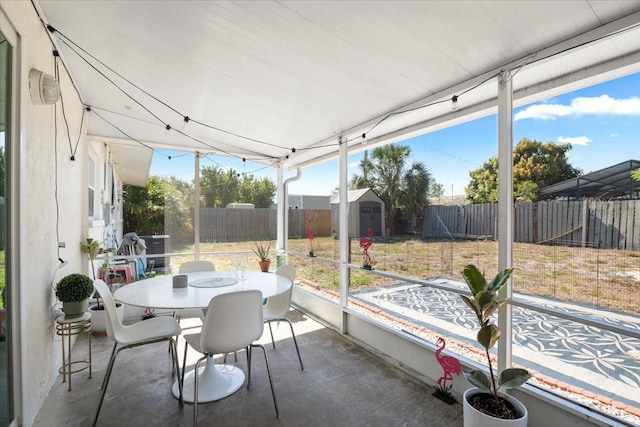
34,309,463,427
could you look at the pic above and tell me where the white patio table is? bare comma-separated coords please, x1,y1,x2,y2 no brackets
114,270,292,403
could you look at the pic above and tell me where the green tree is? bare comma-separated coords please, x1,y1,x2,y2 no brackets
123,176,192,240
247,176,277,208
429,182,445,199
350,145,434,233
631,168,640,182
465,138,581,203
200,167,240,207
403,161,433,233
466,156,499,203
200,166,276,208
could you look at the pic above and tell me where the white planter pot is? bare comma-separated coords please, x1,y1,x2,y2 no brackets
122,304,148,322
89,302,124,335
463,388,528,427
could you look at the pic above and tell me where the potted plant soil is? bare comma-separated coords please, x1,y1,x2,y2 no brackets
460,264,531,426
55,273,94,318
253,241,272,272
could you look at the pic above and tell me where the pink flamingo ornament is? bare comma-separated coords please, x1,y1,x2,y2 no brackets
359,226,375,268
433,336,461,404
305,220,315,256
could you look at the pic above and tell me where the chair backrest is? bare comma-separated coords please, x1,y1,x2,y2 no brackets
200,290,263,354
275,264,296,283
92,279,125,341
263,265,296,317
178,260,216,274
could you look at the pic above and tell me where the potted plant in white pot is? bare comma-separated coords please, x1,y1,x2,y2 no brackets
55,273,94,318
460,264,531,426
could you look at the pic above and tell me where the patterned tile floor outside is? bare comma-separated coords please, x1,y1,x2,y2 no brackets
351,276,640,410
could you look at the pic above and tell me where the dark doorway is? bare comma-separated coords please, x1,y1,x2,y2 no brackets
359,201,382,236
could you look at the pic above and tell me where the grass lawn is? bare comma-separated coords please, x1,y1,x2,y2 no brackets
170,236,640,315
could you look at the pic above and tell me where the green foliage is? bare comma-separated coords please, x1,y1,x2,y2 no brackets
124,169,275,244
460,264,531,404
55,274,94,303
142,308,156,320
123,175,192,240
350,144,437,233
465,138,582,203
200,166,276,208
631,168,640,182
80,238,102,260
252,241,271,260
429,182,445,198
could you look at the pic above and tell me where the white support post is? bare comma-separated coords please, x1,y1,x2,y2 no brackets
194,153,201,260
276,164,285,252
339,136,349,334
497,71,514,373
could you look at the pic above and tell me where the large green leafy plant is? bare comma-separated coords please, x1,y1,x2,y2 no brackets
460,264,531,417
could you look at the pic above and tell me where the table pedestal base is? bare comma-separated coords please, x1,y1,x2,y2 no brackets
172,357,245,403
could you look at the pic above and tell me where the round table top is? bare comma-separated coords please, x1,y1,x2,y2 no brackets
113,270,291,310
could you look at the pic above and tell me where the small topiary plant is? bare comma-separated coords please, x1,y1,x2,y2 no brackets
55,273,94,302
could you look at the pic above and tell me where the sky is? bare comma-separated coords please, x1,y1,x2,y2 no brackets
150,71,640,197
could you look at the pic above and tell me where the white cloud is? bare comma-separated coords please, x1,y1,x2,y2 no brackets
514,103,572,120
557,136,591,146
514,95,640,121
608,133,618,138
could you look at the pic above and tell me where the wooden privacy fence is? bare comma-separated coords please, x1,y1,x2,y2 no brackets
190,208,331,243
423,199,640,249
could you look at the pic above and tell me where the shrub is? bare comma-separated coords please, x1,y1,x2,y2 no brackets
55,274,94,302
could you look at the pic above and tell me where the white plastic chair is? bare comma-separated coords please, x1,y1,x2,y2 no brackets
92,279,182,426
263,264,304,370
178,260,216,274
181,290,279,426
175,260,217,324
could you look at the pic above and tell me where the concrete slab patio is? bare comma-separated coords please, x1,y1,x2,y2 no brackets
34,310,463,427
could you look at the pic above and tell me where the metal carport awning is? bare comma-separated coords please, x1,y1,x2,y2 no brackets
539,159,640,200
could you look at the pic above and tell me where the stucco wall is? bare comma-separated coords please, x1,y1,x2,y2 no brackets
3,2,89,425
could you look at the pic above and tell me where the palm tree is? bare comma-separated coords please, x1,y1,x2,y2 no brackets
403,160,431,233
350,144,432,233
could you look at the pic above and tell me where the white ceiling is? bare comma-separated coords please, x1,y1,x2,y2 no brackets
34,1,640,183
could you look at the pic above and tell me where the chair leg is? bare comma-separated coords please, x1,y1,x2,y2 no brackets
267,318,304,370
246,346,252,389
193,355,207,427
267,321,276,349
181,338,189,391
284,318,304,370
172,312,181,354
169,337,177,378
170,338,183,406
100,341,118,390
93,346,120,427
222,351,238,363
251,343,279,418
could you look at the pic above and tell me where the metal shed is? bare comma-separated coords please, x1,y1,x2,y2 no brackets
330,189,385,238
